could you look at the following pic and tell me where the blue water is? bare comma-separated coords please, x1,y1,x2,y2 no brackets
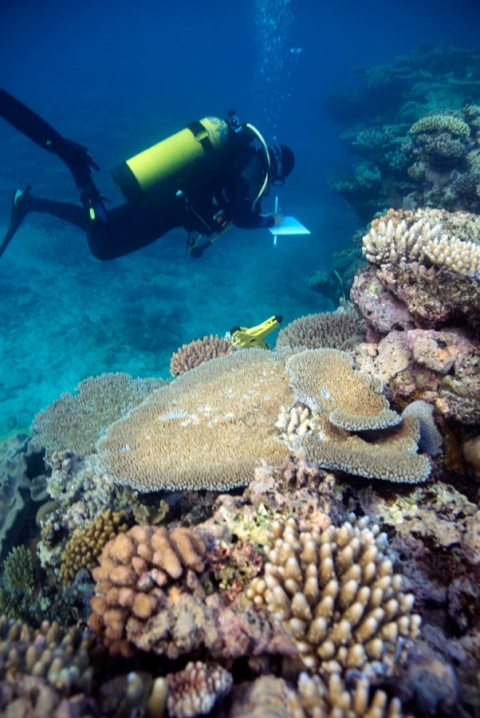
1,0,479,434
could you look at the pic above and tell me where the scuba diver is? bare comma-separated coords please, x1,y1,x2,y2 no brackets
0,90,295,261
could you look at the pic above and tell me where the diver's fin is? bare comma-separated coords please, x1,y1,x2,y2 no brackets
0,89,64,152
0,89,100,188
0,186,32,259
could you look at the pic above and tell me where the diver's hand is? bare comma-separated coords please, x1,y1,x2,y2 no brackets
272,212,284,226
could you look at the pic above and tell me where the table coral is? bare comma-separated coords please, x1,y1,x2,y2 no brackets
246,515,421,676
283,349,431,483
97,349,293,492
31,373,165,456
170,334,234,376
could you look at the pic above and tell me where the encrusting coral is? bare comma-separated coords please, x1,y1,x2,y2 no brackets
170,334,234,376
246,515,421,676
276,304,365,352
167,661,233,718
31,373,165,456
59,508,129,586
97,349,293,492
89,524,207,658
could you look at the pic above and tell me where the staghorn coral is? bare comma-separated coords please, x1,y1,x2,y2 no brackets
97,349,293,492
31,373,165,456
167,661,233,718
59,508,128,586
170,334,234,376
89,524,207,657
276,305,365,352
246,515,421,676
286,671,410,718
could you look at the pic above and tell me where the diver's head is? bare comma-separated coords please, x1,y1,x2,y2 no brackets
268,142,295,185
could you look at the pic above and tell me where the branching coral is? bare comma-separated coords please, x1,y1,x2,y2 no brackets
167,661,233,718
170,335,234,376
286,671,411,718
246,515,421,676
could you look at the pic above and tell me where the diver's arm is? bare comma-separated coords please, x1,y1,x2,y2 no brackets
232,173,276,229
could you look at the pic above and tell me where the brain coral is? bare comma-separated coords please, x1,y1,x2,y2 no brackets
31,373,165,456
276,304,365,352
170,335,234,376
246,515,421,676
97,350,293,492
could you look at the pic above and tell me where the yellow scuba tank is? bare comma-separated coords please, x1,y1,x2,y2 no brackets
111,117,229,204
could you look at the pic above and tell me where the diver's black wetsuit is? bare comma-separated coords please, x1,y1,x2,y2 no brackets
25,138,275,260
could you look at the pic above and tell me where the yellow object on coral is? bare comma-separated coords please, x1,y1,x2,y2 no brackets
230,315,283,348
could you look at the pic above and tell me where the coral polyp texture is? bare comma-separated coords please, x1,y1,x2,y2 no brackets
358,208,480,334
246,515,421,676
97,349,293,491
59,508,128,586
31,373,164,456
0,616,94,693
170,334,234,376
89,524,206,658
167,661,233,718
276,304,366,352
362,208,480,278
286,671,410,718
284,348,431,482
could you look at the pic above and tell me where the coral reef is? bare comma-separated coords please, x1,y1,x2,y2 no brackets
276,303,365,352
3,544,35,595
59,508,128,586
283,349,431,483
325,44,480,220
97,349,293,491
89,525,207,657
286,672,409,718
0,432,47,556
170,334,234,376
167,661,233,718
31,373,165,456
246,515,421,675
